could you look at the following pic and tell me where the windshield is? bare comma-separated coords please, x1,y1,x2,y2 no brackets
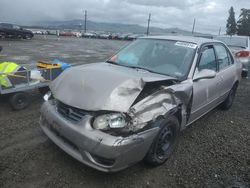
107,39,197,79
215,36,248,48
13,25,21,29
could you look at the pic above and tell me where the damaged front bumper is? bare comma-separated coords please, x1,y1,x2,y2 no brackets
40,101,159,172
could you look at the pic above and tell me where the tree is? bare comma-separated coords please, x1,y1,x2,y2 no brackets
226,7,237,35
237,8,250,36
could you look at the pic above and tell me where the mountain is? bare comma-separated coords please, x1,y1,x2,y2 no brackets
31,19,210,36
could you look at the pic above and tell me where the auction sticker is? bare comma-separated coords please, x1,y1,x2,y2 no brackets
175,41,197,49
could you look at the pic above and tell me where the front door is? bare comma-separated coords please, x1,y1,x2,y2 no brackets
189,44,221,123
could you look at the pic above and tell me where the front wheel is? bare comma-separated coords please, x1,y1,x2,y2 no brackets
23,34,33,39
144,115,180,166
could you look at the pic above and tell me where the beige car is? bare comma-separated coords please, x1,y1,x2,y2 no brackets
40,36,242,172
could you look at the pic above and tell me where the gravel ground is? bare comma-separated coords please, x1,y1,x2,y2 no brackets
0,36,249,188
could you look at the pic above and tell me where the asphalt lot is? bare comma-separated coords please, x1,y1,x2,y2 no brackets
0,35,128,65
0,36,249,188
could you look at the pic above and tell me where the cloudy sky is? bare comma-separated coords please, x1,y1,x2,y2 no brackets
0,0,249,34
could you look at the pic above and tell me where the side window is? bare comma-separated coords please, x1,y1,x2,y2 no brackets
198,46,217,72
227,50,234,65
1,24,12,28
13,25,20,29
214,44,230,70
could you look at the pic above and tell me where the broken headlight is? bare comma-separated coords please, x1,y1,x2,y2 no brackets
43,91,52,101
93,113,127,130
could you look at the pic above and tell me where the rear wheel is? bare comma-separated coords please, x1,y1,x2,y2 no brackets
220,84,237,110
241,70,248,78
9,92,30,110
144,115,180,166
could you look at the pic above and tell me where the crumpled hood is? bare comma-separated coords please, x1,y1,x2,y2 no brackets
50,62,175,112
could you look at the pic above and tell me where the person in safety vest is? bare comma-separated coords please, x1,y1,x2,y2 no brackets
0,62,26,88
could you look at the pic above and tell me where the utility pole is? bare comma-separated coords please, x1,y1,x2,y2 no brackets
218,27,221,35
83,10,87,33
146,13,151,36
192,18,196,35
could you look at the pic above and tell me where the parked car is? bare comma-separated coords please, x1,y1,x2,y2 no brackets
0,23,34,39
32,30,44,35
72,32,82,38
47,30,57,35
82,32,96,38
117,33,130,40
40,36,242,172
110,33,120,40
99,33,111,39
214,35,250,77
127,34,145,41
59,31,74,37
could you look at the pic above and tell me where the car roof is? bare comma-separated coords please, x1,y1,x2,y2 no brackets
140,35,219,45
214,35,249,39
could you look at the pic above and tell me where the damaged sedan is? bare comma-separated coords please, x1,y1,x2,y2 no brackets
40,36,242,172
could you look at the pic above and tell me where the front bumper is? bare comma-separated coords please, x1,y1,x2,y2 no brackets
40,101,159,172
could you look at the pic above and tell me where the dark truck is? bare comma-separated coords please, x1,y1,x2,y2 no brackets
0,23,34,39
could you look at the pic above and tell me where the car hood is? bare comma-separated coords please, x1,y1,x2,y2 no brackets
50,62,176,112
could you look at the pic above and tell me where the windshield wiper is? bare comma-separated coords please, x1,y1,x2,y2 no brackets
106,60,119,65
126,65,176,78
106,61,177,79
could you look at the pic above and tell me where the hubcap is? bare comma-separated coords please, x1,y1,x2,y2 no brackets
17,96,25,106
156,126,175,160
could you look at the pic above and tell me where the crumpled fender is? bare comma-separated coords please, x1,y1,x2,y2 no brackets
127,80,193,131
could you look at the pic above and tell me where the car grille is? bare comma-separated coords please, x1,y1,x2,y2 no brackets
56,101,88,123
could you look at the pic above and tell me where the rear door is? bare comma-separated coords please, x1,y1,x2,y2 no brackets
190,44,221,122
214,43,235,101
1,24,13,35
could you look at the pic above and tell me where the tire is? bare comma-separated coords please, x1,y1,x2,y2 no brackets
23,34,32,39
144,115,180,166
9,92,30,110
220,84,237,110
241,70,248,78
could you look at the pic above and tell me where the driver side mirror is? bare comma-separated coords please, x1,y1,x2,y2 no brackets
193,69,216,81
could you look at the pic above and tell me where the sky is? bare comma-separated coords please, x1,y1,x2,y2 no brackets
0,0,249,34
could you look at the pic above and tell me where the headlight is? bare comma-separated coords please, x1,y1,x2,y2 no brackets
93,113,127,130
43,91,52,101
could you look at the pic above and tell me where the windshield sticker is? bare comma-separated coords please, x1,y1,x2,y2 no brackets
175,41,197,49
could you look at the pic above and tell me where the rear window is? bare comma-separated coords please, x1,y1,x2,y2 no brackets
0,23,12,28
215,36,248,48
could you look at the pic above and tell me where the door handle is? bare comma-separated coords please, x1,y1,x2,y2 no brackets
216,76,223,85
219,76,224,82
